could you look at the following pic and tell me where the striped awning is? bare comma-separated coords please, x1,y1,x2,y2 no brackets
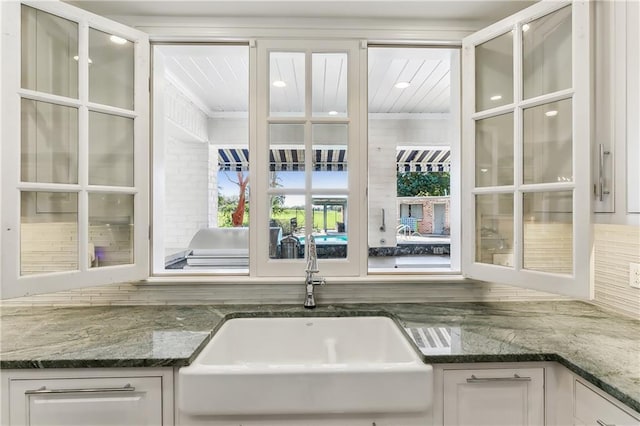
218,148,249,172
218,148,449,172
396,149,450,172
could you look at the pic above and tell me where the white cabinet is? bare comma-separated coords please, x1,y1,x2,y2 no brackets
594,0,640,222
624,0,640,215
574,380,640,426
1,368,173,426
441,367,544,426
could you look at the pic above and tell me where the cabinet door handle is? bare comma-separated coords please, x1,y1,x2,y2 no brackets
466,374,531,383
596,420,615,426
25,383,135,394
595,143,611,201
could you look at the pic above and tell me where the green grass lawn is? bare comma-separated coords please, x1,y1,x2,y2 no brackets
272,209,343,232
219,208,344,232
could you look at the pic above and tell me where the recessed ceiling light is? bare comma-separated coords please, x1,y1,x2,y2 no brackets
394,81,411,89
328,110,338,116
272,80,287,88
545,110,558,117
522,24,530,32
109,35,128,45
490,95,502,101
480,168,488,173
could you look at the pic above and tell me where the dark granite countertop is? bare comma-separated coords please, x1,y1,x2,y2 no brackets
1,301,638,412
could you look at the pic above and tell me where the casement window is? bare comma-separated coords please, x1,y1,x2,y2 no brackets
1,0,593,299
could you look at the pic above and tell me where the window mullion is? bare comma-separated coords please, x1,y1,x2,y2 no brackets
513,21,524,274
304,50,313,245
78,20,90,273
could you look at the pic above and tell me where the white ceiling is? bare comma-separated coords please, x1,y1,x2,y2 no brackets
159,45,249,114
158,45,455,115
109,1,536,116
67,1,536,22
369,48,452,114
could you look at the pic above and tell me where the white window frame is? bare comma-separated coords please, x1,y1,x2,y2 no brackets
1,1,595,298
0,0,149,299
254,39,365,277
461,0,593,299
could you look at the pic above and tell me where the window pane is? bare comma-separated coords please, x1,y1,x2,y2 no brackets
312,124,348,189
311,199,348,259
475,193,514,267
368,47,456,271
270,52,305,117
20,191,78,275
21,5,78,99
523,98,572,184
523,191,572,274
268,197,348,260
475,32,513,112
89,193,134,267
475,113,514,187
312,53,347,117
523,6,572,99
269,194,303,260
89,28,134,109
269,124,305,189
89,111,134,186
21,99,78,184
154,44,249,273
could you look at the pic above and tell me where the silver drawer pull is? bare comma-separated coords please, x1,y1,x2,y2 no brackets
595,143,611,201
596,420,615,426
25,383,135,395
466,374,531,383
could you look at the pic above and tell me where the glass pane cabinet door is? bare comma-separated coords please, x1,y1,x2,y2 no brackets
89,193,134,267
463,1,592,299
523,98,573,184
21,5,78,98
475,193,514,267
89,28,134,109
522,191,573,274
2,1,149,299
523,6,572,100
21,99,79,184
475,32,513,112
475,113,514,187
20,191,78,275
89,111,134,186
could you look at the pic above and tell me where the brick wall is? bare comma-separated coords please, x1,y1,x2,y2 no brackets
397,196,451,235
162,81,211,249
164,137,209,248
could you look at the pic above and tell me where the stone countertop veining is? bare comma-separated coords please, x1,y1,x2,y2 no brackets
0,301,638,412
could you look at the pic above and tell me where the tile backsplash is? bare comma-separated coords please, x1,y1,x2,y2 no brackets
591,224,640,318
3,224,638,319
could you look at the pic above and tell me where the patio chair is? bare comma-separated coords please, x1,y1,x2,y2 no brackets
396,223,410,236
399,217,422,236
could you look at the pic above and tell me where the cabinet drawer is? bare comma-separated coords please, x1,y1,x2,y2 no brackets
443,367,545,426
8,376,163,426
574,381,640,426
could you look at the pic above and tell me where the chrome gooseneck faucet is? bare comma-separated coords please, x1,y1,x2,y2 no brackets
304,234,325,309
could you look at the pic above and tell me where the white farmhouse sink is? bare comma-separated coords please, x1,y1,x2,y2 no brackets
179,316,432,416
